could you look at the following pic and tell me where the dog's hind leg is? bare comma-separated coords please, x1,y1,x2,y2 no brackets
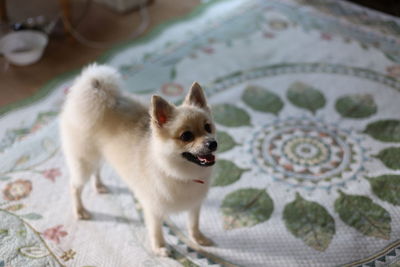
93,169,109,194
69,158,97,220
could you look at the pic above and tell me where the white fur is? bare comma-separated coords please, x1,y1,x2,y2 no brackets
60,64,215,256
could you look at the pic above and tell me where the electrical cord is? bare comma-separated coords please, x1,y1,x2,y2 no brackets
59,0,150,49
0,0,150,71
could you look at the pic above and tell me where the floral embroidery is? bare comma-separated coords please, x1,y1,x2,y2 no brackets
387,65,400,78
3,180,32,201
268,19,288,30
161,83,184,97
202,47,215,54
42,225,67,244
263,32,275,39
321,33,333,40
0,112,58,152
42,168,61,182
5,204,24,211
63,86,71,95
60,249,76,261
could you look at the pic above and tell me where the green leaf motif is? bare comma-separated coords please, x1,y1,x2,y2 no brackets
19,246,49,258
15,155,30,166
287,82,326,114
170,67,177,80
334,191,391,240
135,88,156,95
0,229,8,235
214,71,242,84
5,204,24,211
212,160,247,187
242,85,283,115
41,138,55,152
221,188,273,230
17,229,27,237
217,131,237,153
283,193,335,251
368,175,400,205
0,176,11,181
384,53,400,64
21,213,43,220
374,147,400,169
359,42,369,50
170,249,199,267
335,94,377,118
144,52,156,61
364,120,400,142
212,104,251,127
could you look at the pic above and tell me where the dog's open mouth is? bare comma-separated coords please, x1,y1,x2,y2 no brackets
182,152,215,167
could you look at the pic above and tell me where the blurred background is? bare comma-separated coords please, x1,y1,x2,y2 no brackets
1,0,399,107
0,0,200,106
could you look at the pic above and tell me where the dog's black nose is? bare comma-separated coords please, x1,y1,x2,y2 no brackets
206,140,218,152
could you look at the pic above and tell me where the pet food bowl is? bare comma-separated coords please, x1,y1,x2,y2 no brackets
0,30,48,66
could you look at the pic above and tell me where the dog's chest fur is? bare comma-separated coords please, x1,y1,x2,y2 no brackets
156,178,210,212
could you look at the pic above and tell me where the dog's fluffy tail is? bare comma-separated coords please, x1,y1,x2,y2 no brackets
62,63,121,129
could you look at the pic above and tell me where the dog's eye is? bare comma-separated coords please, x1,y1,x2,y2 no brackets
180,131,194,142
204,123,212,133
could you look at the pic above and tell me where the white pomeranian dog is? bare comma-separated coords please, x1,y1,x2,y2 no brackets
60,64,217,256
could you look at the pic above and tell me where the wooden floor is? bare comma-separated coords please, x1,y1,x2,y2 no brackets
0,0,199,108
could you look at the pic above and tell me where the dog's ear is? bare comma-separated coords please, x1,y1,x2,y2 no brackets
151,95,175,127
183,82,208,109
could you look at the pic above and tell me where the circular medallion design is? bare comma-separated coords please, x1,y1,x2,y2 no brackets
161,83,184,97
250,117,366,190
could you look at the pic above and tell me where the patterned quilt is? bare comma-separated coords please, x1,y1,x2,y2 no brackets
1,0,400,266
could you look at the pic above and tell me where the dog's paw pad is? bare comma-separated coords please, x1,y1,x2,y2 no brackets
76,208,91,220
153,247,170,257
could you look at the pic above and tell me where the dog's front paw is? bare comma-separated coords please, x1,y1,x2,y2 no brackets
153,246,170,257
190,232,214,246
76,208,91,220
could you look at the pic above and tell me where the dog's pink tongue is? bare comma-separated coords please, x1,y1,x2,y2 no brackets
198,154,215,162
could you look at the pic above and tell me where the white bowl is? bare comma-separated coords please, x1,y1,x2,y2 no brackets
0,30,48,66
